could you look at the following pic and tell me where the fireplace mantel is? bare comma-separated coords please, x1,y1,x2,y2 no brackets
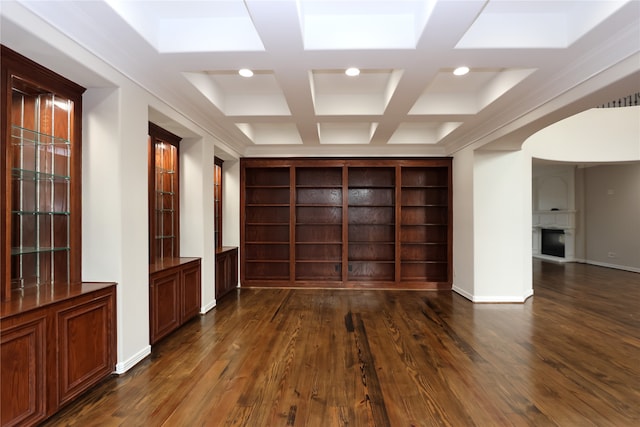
533,210,576,230
532,210,577,262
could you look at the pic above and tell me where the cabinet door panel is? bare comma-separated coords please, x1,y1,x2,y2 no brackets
150,271,180,344
216,249,238,299
181,262,201,322
0,317,47,427
56,294,115,406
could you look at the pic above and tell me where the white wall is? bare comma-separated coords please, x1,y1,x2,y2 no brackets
584,163,640,272
533,165,576,211
527,107,640,162
525,106,640,273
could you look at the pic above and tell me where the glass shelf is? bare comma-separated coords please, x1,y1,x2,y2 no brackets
11,168,70,182
3,53,83,297
156,168,175,174
11,125,71,146
11,246,70,256
12,210,70,215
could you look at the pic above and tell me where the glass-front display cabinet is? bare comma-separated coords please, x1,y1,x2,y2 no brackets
214,156,223,249
1,45,84,301
148,122,181,263
1,45,117,427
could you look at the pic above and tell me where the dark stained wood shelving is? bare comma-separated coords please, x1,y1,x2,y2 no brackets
1,45,116,427
147,123,201,345
241,158,452,289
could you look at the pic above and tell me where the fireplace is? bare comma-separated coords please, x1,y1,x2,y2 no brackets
541,229,565,258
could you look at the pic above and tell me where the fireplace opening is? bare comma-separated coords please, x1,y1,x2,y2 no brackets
541,229,565,258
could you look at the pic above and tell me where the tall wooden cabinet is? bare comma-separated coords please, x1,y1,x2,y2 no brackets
1,45,116,427
148,123,201,344
214,157,238,300
240,158,452,290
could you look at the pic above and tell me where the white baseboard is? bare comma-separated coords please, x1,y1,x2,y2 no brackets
452,285,474,301
583,259,640,274
114,345,151,375
453,285,533,303
201,299,216,314
533,254,574,263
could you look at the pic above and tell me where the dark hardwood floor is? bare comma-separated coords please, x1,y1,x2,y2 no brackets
41,260,640,426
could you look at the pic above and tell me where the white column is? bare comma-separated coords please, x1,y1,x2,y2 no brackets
452,148,476,299
453,145,533,303
181,138,216,313
83,85,151,373
472,149,533,302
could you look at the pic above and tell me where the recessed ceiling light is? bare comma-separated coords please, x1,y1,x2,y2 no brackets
345,67,360,77
239,68,254,77
453,66,470,76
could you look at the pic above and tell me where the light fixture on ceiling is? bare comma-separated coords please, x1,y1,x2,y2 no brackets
239,68,254,77
453,66,470,76
345,67,360,77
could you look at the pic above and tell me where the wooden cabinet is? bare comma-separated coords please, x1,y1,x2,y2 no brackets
1,283,116,427
55,290,116,407
241,158,452,289
216,247,238,299
0,312,46,426
149,258,201,345
148,123,181,263
147,123,199,345
1,45,84,301
214,157,223,249
1,46,117,426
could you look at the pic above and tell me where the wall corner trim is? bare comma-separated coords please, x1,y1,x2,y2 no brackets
115,345,152,375
453,286,534,303
201,299,217,314
452,285,474,301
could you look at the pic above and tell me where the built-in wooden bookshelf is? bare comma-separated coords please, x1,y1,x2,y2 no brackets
347,166,396,282
295,166,343,281
242,165,291,282
241,158,452,289
400,166,450,283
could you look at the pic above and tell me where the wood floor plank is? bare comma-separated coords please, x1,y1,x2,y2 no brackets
41,260,640,426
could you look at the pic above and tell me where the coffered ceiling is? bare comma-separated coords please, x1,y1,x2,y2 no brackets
2,0,639,157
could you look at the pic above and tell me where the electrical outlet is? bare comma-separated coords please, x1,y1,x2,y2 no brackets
608,252,617,258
